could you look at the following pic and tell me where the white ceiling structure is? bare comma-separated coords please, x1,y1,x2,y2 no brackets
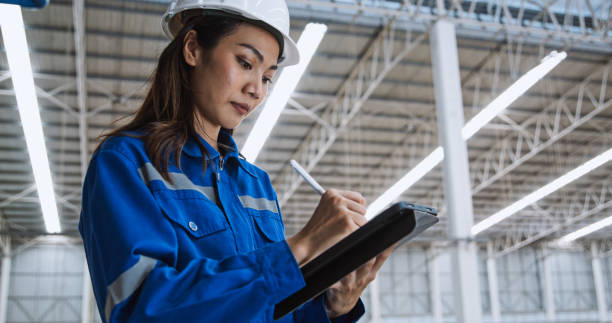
0,0,611,257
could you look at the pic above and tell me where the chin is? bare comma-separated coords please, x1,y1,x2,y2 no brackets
222,119,242,130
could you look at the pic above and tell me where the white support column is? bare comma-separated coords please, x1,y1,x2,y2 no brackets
369,277,381,323
430,19,483,323
486,242,501,323
0,240,11,323
74,1,93,320
73,0,89,181
81,258,93,323
591,243,609,323
428,248,443,323
540,250,556,322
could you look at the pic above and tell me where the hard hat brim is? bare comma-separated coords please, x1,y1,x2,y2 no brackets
162,8,300,67
280,34,299,67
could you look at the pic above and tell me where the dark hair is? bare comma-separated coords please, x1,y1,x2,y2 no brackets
97,15,244,182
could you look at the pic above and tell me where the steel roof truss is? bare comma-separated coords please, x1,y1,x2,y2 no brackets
471,60,612,195
492,177,612,257
274,8,429,206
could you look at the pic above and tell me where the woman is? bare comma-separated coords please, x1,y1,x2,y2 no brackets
79,1,392,321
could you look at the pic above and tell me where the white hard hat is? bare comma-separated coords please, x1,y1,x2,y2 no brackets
162,0,299,67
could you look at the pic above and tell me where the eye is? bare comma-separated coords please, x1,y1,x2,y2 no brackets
237,57,251,70
262,77,273,85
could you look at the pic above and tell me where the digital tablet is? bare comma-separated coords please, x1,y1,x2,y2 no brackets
274,202,438,320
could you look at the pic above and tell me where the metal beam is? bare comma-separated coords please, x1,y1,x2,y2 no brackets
597,240,612,258
73,1,93,322
81,258,93,323
591,242,609,323
353,34,526,207
358,122,439,201
73,0,88,182
0,184,36,208
428,247,443,323
1,68,606,120
369,278,381,323
540,249,556,322
273,5,429,206
285,99,331,130
486,242,501,323
431,19,482,323
0,213,8,256
38,0,612,51
289,0,612,49
0,72,10,84
492,174,612,257
36,85,79,119
471,60,612,195
0,239,9,323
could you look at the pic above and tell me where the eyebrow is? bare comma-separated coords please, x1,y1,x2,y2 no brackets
238,43,278,71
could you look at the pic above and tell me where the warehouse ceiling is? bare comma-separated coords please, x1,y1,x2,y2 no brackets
0,0,611,256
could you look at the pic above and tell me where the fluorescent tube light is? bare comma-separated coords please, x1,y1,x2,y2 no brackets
365,147,444,220
472,147,612,235
0,4,61,233
462,51,567,141
241,23,327,162
366,51,566,219
558,214,612,244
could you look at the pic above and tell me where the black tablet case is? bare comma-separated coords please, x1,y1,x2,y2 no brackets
274,202,438,320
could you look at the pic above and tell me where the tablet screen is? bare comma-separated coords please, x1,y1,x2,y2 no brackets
274,202,438,320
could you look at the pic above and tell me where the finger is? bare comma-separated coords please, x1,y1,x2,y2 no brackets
380,242,398,255
335,270,356,289
344,198,367,216
358,257,377,273
330,279,343,290
348,211,368,227
340,190,366,206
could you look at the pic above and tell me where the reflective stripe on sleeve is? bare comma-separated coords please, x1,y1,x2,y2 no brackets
238,195,279,214
137,162,216,201
104,255,157,321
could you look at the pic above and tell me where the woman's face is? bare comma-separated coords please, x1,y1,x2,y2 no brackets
184,23,280,133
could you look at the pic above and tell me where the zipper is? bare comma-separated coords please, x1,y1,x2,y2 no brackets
217,157,224,181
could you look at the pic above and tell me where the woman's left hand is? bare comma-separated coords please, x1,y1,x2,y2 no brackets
324,244,396,318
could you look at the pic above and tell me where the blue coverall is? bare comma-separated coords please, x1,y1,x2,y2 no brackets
79,129,364,322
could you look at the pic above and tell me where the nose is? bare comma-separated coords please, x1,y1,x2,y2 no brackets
244,74,263,100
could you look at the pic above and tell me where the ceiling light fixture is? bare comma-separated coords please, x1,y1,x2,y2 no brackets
366,147,444,219
558,214,612,244
242,23,327,162
365,51,567,220
462,51,567,141
472,147,612,235
0,4,61,233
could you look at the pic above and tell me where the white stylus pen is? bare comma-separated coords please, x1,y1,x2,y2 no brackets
290,159,326,195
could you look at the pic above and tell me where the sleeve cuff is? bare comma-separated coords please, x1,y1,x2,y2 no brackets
260,240,306,304
259,241,365,322
330,297,365,323
294,295,365,323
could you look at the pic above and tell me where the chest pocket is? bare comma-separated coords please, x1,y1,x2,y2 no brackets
239,195,285,245
154,189,235,261
249,209,285,245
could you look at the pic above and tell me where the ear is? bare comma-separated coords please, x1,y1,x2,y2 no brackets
183,30,200,67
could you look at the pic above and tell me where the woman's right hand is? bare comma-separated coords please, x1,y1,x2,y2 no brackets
287,189,368,266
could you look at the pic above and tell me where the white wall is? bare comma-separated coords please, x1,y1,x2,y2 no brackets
363,244,612,323
1,239,101,323
603,255,612,310
0,240,610,323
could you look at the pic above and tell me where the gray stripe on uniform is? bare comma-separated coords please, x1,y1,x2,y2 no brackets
104,255,157,321
238,195,279,214
137,162,216,201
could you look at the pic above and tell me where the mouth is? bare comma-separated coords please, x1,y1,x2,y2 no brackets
231,102,250,116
